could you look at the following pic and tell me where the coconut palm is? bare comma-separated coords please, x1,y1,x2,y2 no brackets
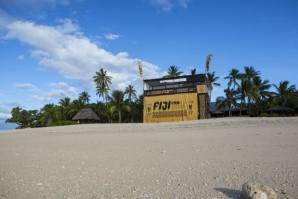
58,97,71,120
93,68,112,88
124,85,137,103
191,68,196,75
79,91,91,105
108,90,131,123
241,66,261,113
59,97,71,107
68,99,84,118
236,79,250,116
163,66,183,78
207,71,221,102
224,69,241,90
39,103,58,125
272,81,298,107
96,85,110,103
216,87,236,117
250,76,271,116
93,68,112,102
242,66,260,82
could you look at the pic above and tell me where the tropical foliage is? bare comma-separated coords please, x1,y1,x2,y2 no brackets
5,65,298,128
207,71,221,102
163,65,183,78
217,66,297,116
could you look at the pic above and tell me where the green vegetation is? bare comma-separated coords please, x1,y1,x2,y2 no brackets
216,66,298,117
163,66,183,78
6,68,144,128
5,65,298,129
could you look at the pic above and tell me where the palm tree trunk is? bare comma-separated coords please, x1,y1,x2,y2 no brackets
118,110,121,123
240,100,242,116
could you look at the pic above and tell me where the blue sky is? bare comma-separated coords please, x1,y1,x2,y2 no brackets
0,0,297,130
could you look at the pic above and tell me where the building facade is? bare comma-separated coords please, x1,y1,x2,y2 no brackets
143,74,210,123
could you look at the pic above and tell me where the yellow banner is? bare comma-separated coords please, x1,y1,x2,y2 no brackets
138,61,144,78
143,93,198,123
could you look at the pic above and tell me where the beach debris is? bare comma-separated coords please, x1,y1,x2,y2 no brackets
242,181,277,199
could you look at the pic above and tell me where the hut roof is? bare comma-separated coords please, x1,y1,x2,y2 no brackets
72,108,100,121
265,106,294,113
211,110,224,114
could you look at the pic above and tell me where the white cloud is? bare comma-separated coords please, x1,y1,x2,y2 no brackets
178,0,191,8
1,18,160,95
0,101,24,121
149,0,192,11
1,0,70,8
105,33,121,40
17,55,24,60
13,83,38,91
35,82,78,103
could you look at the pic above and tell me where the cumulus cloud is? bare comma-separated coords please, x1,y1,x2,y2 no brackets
17,55,24,60
178,0,191,8
35,82,78,103
0,101,24,121
13,83,38,91
105,33,121,40
1,18,160,95
0,0,70,8
149,0,192,11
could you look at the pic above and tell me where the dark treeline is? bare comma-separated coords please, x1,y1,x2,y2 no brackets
6,66,298,128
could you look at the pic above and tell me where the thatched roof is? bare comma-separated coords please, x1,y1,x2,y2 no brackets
265,106,294,113
211,110,224,114
72,108,100,121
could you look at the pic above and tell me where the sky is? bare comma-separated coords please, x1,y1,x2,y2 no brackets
0,0,297,130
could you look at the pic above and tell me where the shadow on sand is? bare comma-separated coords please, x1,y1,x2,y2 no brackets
214,188,243,199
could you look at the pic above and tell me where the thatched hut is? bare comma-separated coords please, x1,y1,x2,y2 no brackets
72,108,100,124
265,106,294,116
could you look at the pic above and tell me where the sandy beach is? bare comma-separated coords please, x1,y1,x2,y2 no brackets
0,117,297,199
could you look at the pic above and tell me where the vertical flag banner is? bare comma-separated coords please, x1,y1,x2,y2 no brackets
205,54,213,73
138,61,144,78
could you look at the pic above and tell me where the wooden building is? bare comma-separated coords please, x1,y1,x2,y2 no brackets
143,74,210,123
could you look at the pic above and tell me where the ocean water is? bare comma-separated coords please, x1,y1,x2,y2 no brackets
0,123,18,131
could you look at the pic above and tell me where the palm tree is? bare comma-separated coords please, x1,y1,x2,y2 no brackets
236,79,250,116
59,97,71,120
68,99,84,118
96,85,110,103
124,85,137,103
250,76,271,116
108,90,131,123
242,66,260,82
191,68,196,75
272,81,298,107
93,68,112,103
224,69,241,90
79,91,91,105
216,87,236,117
207,71,221,102
39,103,58,125
59,97,71,107
241,66,261,113
163,66,183,78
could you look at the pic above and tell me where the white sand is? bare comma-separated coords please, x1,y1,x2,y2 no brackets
0,117,297,199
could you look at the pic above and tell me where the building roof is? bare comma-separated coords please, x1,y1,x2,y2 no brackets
210,102,240,113
143,74,207,90
72,108,100,121
265,106,294,113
